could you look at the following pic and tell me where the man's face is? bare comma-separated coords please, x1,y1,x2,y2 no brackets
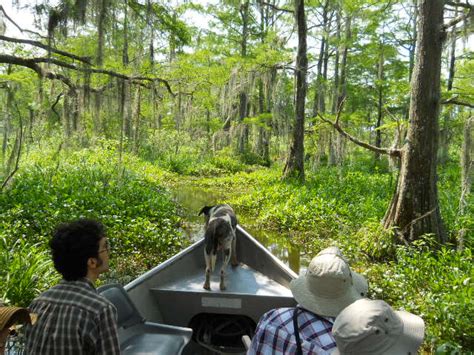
96,237,110,274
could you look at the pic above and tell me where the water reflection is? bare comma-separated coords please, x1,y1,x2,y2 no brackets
171,183,307,275
288,245,301,274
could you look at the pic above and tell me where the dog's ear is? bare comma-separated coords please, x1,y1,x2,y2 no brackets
198,206,212,216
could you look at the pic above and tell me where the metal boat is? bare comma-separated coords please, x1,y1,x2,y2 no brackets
124,225,297,354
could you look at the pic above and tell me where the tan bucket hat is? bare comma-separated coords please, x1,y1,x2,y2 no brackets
0,306,31,331
289,246,367,317
315,247,368,297
332,299,425,355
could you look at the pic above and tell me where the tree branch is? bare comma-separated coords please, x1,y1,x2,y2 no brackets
0,54,75,88
443,10,473,29
442,96,474,108
318,100,401,157
444,1,474,10
51,93,64,120
0,54,175,96
260,1,294,14
0,35,92,64
1,99,23,191
0,5,45,38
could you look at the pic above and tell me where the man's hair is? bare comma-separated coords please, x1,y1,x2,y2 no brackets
49,219,105,281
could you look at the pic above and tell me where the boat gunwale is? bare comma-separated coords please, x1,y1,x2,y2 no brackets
125,225,298,293
125,237,204,292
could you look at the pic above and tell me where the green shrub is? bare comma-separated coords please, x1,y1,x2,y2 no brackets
354,220,397,261
0,145,190,290
0,236,59,307
366,240,473,352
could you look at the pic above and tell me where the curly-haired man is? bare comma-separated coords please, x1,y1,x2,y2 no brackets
25,219,120,354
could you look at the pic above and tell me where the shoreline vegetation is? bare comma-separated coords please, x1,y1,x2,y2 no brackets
1,1,472,352
0,141,472,353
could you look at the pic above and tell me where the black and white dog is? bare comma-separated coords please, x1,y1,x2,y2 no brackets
198,204,238,290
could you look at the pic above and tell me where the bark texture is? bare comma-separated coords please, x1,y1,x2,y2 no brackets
383,0,446,243
283,0,307,181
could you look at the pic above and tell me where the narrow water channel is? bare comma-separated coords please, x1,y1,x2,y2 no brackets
171,184,307,275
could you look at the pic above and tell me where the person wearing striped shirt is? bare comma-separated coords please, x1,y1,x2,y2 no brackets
25,219,120,355
247,247,368,355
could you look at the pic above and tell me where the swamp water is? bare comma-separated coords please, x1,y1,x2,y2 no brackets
171,184,308,275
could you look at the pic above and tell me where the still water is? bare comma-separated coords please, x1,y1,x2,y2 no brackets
171,183,307,275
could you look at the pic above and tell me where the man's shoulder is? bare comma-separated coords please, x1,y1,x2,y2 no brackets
263,307,294,317
259,306,332,327
32,280,115,315
259,307,295,325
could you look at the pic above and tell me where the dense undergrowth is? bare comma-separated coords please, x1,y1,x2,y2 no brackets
0,142,190,305
221,169,472,353
0,140,472,353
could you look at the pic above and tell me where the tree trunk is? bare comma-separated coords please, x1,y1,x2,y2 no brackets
238,0,250,154
408,0,417,83
458,116,473,250
383,0,446,243
312,0,329,118
328,7,341,166
334,15,351,165
70,89,79,132
63,91,71,136
256,3,271,166
122,80,132,139
331,9,341,116
121,4,132,140
439,7,458,165
2,69,13,168
133,86,141,153
283,0,307,181
375,42,384,161
97,0,107,67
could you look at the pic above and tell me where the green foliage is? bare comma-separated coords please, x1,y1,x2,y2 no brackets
0,143,190,297
366,240,473,352
196,159,471,353
0,236,59,307
354,220,396,261
232,165,392,237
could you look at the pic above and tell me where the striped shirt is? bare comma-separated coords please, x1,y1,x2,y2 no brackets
248,306,336,355
25,278,120,355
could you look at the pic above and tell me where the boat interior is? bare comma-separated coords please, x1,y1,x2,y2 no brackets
119,226,297,354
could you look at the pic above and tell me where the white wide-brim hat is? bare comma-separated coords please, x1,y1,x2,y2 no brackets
332,299,425,355
290,247,367,317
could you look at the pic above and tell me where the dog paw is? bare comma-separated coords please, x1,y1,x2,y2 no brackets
231,261,239,267
203,283,211,290
219,283,226,291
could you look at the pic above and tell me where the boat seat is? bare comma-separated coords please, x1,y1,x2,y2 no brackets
98,283,193,355
242,335,252,350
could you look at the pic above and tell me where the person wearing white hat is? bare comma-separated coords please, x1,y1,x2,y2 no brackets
332,299,425,355
247,246,368,355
